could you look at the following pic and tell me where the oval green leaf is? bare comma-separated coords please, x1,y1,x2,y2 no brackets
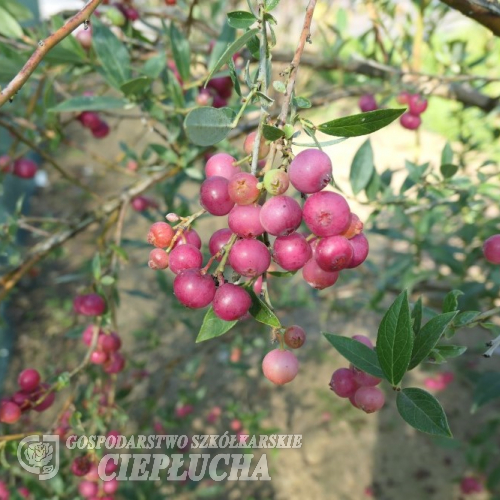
49,96,131,113
262,124,285,141
227,11,257,30
196,307,238,343
350,139,374,195
248,290,281,327
184,107,234,146
169,22,191,82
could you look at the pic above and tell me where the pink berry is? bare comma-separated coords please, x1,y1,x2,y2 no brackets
168,243,203,274
103,352,126,374
147,222,174,248
341,213,363,239
98,332,121,353
460,476,483,494
32,383,56,412
212,95,228,108
302,191,351,237
213,284,252,321
263,169,289,195
253,275,263,295
18,369,41,392
90,350,108,364
0,154,11,173
346,233,369,268
173,269,216,308
228,239,271,278
0,482,8,500
230,419,242,431
400,112,421,130
358,93,378,112
329,368,358,398
196,88,212,106
91,121,110,138
103,478,119,494
200,176,235,216
131,196,155,212
207,76,233,99
228,172,261,205
148,248,169,270
315,236,354,272
352,366,381,387
302,258,339,289
354,386,385,413
243,131,270,159
175,404,194,419
11,391,32,411
408,94,428,114
79,481,98,498
82,325,103,346
12,158,37,179
397,91,410,104
228,205,264,238
71,456,92,477
272,232,312,271
74,294,106,316
17,487,30,499
173,229,202,249
76,28,92,49
260,195,302,236
78,111,101,129
483,234,500,264
284,325,306,349
208,228,233,258
205,153,240,180
288,149,333,194
352,335,373,349
0,401,21,423
262,349,299,385
349,394,360,409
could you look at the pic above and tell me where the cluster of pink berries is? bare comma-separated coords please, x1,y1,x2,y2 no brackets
483,234,500,264
0,369,55,425
197,76,234,109
0,481,31,500
329,335,385,414
73,452,120,500
423,371,454,392
77,111,110,139
358,91,428,130
0,155,38,179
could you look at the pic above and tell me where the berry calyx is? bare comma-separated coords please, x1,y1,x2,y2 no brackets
262,349,299,385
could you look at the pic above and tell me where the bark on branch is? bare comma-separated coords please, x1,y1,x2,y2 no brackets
439,0,500,37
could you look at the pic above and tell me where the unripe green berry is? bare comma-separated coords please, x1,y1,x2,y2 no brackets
283,124,294,139
263,169,289,196
105,7,126,26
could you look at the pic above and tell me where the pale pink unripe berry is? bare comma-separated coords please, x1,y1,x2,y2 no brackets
260,195,302,236
228,204,264,238
148,248,169,270
74,294,106,316
196,88,212,106
91,121,110,138
352,335,373,349
90,350,108,365
262,349,299,385
147,221,174,248
354,386,385,413
243,131,270,159
272,232,312,271
173,229,202,249
460,476,483,494
483,234,500,264
230,419,242,431
341,213,363,239
168,243,203,274
400,112,421,130
301,258,339,289
228,172,261,205
288,149,333,194
18,369,41,392
102,478,119,494
228,239,271,277
358,94,378,112
302,191,351,237
315,236,354,272
284,325,306,349
79,480,98,498
166,213,180,222
213,283,252,321
408,94,428,114
0,401,21,423
352,366,381,387
347,233,369,268
263,169,289,195
397,91,410,104
329,368,358,398
200,176,235,216
173,269,216,308
76,28,92,49
205,153,240,180
208,228,233,258
12,158,37,179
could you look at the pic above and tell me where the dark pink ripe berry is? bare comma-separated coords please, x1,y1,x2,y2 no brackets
0,401,21,424
75,29,92,50
303,192,351,237
78,111,101,129
352,366,381,387
71,456,92,477
260,195,302,236
349,394,359,409
168,243,203,274
354,386,385,413
103,352,126,374
207,76,233,99
200,176,235,216
122,6,139,21
315,235,354,272
79,481,98,498
12,158,37,179
74,293,106,316
11,391,32,411
284,325,306,349
346,233,369,268
148,248,169,270
302,258,339,290
205,153,240,180
173,269,216,308
98,332,121,353
32,384,56,412
273,232,312,271
91,121,110,138
173,229,202,249
208,228,233,258
400,112,421,130
483,234,500,264
82,325,103,346
18,369,41,392
147,222,174,248
131,196,155,212
90,350,108,364
228,172,261,205
341,213,363,239
408,94,428,115
262,349,299,385
358,94,378,112
228,239,271,277
228,205,264,238
288,149,333,194
329,368,358,398
352,335,373,349
213,283,252,321
460,476,483,494
397,91,410,104
212,95,228,108
0,154,11,173
263,169,289,195
243,131,270,159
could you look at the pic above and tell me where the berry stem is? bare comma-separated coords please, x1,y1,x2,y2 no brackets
231,88,258,129
215,233,238,274
167,208,207,252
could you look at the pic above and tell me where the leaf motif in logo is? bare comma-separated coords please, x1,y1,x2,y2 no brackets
40,444,53,467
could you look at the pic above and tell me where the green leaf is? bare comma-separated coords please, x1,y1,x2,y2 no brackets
196,307,237,342
208,21,236,72
440,164,459,178
92,18,131,89
376,290,413,386
142,52,166,79
228,58,241,96
268,270,296,278
441,141,453,165
411,297,423,335
273,81,286,93
408,312,458,370
100,275,115,286
429,345,467,363
169,22,190,82
472,372,500,412
264,0,280,11
262,124,285,141
397,388,452,437
350,139,374,195
92,254,102,280
184,107,235,146
292,96,311,109
227,11,257,29
443,289,463,313
248,290,281,327
120,77,151,96
1,0,33,22
49,96,130,113
206,28,259,83
317,108,405,138
0,6,23,38
323,333,384,378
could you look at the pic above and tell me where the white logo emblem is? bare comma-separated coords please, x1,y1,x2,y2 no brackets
17,435,59,480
